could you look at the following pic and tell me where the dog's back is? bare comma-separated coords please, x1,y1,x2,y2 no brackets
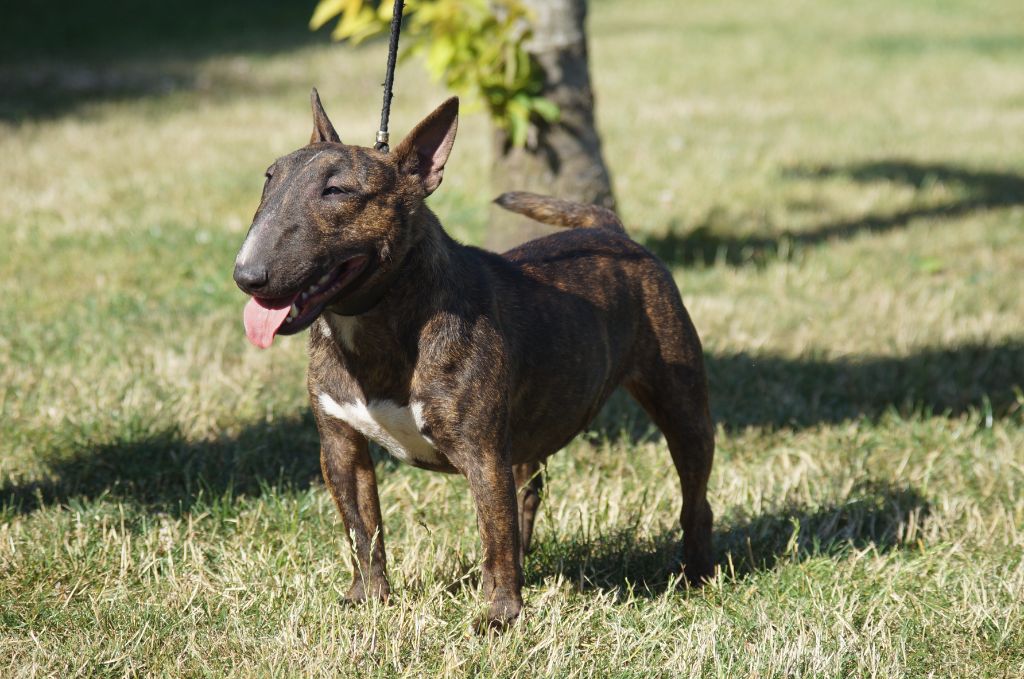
483,193,707,462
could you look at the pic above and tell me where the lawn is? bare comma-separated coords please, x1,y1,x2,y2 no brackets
2,0,1023,676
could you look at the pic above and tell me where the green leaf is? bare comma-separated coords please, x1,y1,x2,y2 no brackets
530,97,560,123
377,0,396,21
507,98,530,147
310,0,349,30
426,37,457,80
332,5,383,43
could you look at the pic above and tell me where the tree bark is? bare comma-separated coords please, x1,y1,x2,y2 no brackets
486,0,615,252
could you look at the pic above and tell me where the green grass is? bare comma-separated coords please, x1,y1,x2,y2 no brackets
2,0,1023,675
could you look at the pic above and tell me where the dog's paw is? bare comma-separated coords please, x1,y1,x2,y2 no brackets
683,556,715,587
343,578,391,606
473,596,523,634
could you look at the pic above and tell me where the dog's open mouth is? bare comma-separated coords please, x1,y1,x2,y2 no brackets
243,255,369,349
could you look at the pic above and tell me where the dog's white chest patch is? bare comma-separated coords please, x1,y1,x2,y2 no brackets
318,393,440,465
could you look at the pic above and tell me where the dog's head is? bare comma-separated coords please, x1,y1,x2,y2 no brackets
233,89,459,348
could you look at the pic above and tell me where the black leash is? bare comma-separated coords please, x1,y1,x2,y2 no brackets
374,0,405,153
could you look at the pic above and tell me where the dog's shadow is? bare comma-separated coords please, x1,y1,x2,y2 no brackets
521,481,929,598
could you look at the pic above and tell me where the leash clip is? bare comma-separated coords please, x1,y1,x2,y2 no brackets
374,130,390,153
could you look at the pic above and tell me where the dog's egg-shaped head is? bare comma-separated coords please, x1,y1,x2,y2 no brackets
232,89,458,348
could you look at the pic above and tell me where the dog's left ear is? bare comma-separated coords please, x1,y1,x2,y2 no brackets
393,97,459,195
310,88,341,144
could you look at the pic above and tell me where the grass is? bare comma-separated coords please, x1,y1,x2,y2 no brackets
2,0,1023,675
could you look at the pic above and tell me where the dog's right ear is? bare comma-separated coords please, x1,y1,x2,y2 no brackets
309,88,341,144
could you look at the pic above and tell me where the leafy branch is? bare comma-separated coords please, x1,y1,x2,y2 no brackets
310,0,559,147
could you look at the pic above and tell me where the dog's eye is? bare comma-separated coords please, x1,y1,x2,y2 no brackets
322,185,353,197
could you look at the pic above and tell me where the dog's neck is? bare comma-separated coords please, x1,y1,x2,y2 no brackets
377,206,456,313
397,205,456,299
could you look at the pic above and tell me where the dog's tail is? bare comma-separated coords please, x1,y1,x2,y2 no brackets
493,192,627,235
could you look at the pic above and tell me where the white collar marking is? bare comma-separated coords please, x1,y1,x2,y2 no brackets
325,312,359,351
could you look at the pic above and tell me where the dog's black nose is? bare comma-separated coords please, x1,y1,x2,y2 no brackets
233,262,269,292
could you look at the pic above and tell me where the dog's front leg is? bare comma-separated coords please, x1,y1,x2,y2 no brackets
462,456,524,631
316,416,390,604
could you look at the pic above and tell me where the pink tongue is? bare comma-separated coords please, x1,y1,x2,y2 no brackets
243,296,295,349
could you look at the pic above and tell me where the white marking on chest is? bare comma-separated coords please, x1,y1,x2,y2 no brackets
318,393,440,465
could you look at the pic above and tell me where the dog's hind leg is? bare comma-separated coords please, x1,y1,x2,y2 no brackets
626,362,715,585
514,461,544,561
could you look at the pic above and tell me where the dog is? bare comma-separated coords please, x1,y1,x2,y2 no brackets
232,89,715,629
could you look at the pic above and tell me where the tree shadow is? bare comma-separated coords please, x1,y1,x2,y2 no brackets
709,339,1024,430
0,0,330,121
588,339,1024,441
641,160,1024,268
524,481,929,598
0,411,402,517
0,414,320,516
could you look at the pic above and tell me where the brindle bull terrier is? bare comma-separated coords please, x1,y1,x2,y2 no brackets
232,89,715,629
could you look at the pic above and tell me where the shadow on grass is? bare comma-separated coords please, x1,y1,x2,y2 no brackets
0,0,328,121
641,160,1024,268
709,339,1024,429
590,339,1024,440
525,481,929,597
0,412,402,516
0,413,321,516
3,340,1018,516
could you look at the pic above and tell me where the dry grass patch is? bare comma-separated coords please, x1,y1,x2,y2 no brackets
2,0,1023,676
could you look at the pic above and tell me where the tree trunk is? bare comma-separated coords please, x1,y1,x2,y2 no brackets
486,0,615,252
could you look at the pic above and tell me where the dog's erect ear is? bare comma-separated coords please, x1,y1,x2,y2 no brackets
393,97,459,195
310,88,341,144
